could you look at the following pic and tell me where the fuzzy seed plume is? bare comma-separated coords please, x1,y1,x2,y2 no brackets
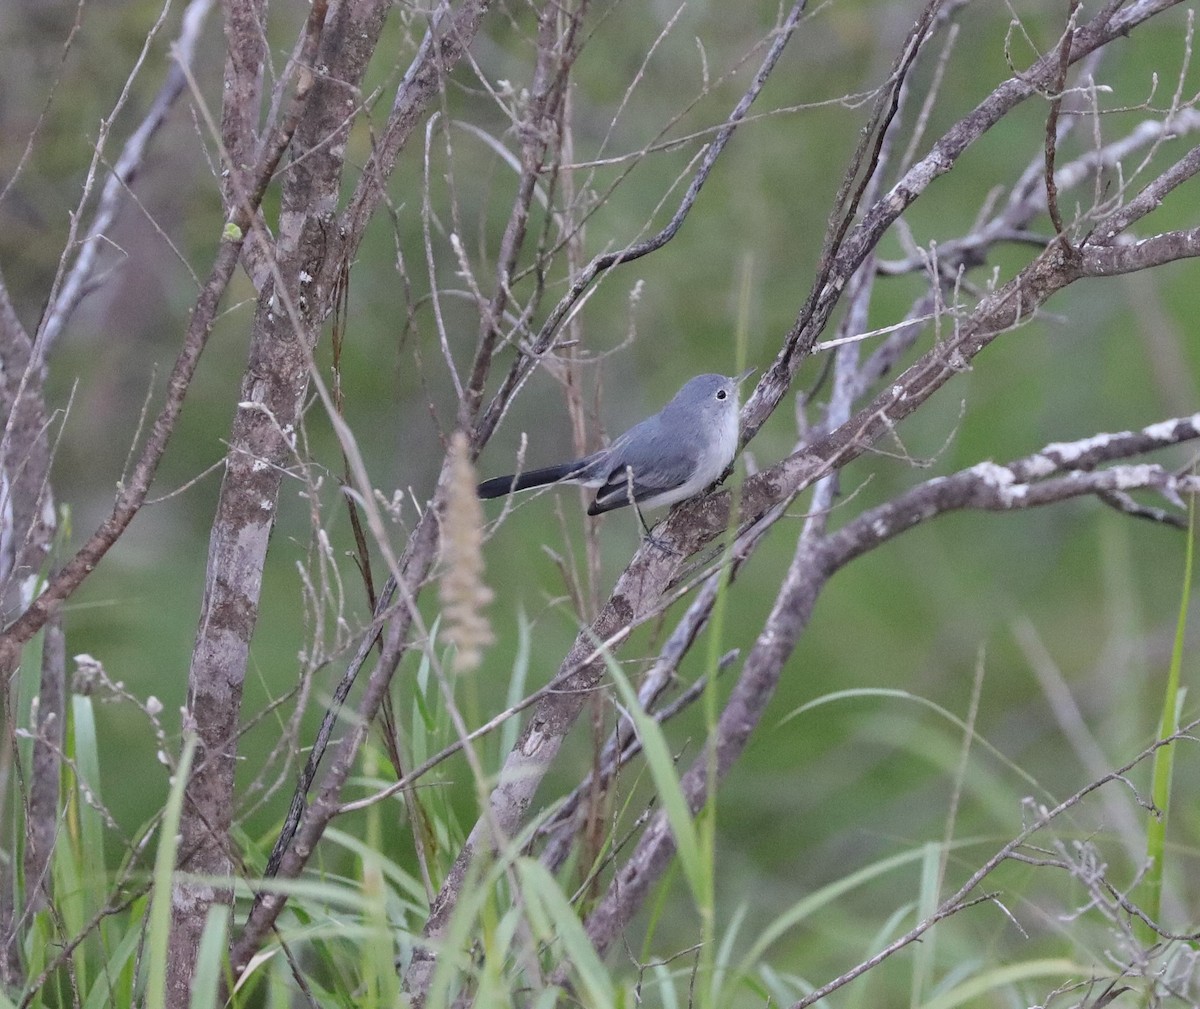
439,431,494,672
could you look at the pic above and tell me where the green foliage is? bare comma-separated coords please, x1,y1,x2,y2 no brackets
1139,497,1193,941
7,629,1198,1007
2,0,1198,1007
603,651,708,909
145,736,195,1009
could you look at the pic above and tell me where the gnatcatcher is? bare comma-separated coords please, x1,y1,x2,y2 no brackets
477,372,751,528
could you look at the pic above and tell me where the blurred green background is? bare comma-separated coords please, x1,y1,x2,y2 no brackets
2,0,1197,999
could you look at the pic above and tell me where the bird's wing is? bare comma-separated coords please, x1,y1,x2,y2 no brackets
589,416,700,514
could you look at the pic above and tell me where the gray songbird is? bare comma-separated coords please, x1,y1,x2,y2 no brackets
477,372,749,528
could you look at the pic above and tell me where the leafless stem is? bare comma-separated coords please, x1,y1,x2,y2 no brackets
742,0,1187,442
574,424,1200,962
788,717,1200,1009
471,0,811,453
1043,1,1082,243
36,0,217,360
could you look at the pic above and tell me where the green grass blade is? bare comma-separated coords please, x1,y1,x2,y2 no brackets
187,906,230,1009
425,853,507,1009
144,734,196,1009
600,650,705,907
323,827,428,905
918,958,1094,1009
499,610,532,760
361,743,401,1009
82,901,145,1009
732,839,982,983
516,858,614,1007
778,688,1050,799
69,696,109,929
1140,495,1192,940
908,841,942,1009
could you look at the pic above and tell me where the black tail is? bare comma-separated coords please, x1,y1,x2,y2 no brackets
477,459,592,499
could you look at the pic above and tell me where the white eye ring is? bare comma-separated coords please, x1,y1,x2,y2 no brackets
716,390,728,400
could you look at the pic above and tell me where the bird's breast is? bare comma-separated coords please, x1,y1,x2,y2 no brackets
696,406,740,487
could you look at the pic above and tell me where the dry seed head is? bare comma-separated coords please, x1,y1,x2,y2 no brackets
439,431,494,672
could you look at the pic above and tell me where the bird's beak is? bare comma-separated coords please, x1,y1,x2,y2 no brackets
734,367,756,385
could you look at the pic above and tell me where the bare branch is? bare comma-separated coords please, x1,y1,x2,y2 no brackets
1091,143,1200,242
36,0,217,360
575,419,1200,961
1082,224,1200,274
0,31,310,660
743,0,1188,440
1043,1,1082,243
472,0,811,451
877,110,1200,277
334,0,495,295
221,0,272,286
167,0,389,994
786,718,1200,1009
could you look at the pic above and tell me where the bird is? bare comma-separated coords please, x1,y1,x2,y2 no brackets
476,372,749,531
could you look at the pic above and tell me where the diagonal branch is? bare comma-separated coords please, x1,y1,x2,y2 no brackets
787,715,1200,1009
401,3,1197,993
0,0,322,678
333,0,495,297
198,0,506,990
742,0,1186,442
471,0,811,452
575,420,1200,961
36,0,217,361
1091,143,1200,242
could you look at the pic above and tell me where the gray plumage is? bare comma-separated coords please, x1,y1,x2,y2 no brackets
477,373,745,517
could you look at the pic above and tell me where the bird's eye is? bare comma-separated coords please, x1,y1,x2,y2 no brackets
716,390,728,400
